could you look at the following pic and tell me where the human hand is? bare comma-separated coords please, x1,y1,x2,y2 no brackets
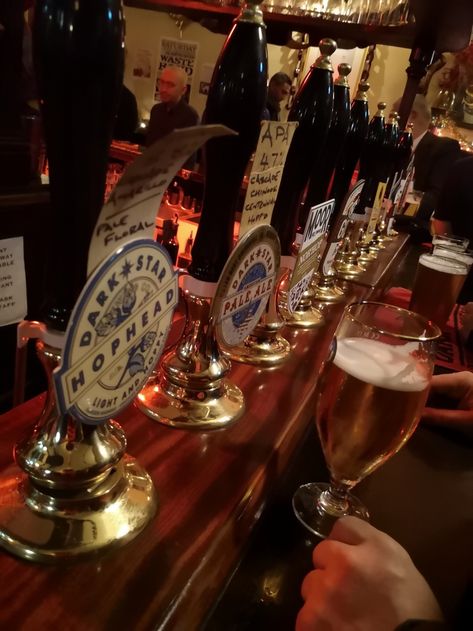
296,516,443,631
422,371,473,428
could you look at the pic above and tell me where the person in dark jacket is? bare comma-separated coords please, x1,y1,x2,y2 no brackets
393,95,461,242
146,66,199,169
146,66,199,146
262,72,291,121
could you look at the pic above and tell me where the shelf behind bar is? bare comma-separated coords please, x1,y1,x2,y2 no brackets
0,235,408,630
124,0,416,49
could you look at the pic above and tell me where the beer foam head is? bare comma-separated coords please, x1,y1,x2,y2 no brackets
432,247,473,267
419,253,467,275
333,337,429,391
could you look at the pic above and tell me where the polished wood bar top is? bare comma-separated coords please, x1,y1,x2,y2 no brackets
0,236,408,630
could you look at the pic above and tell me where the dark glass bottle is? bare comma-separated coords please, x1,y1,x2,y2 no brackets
383,111,401,196
162,218,179,265
300,62,352,230
397,122,414,176
189,0,267,282
356,101,387,212
271,38,336,255
33,0,124,331
329,81,370,213
359,101,386,180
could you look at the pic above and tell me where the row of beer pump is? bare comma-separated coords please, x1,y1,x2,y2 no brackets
0,0,414,562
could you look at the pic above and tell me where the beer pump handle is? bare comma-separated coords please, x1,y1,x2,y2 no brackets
189,0,268,283
33,0,124,331
271,38,336,254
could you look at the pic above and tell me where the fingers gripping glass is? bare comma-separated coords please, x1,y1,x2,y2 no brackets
292,301,441,538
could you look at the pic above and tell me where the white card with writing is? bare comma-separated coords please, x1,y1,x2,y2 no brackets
0,236,28,327
239,121,298,239
287,200,334,313
87,124,235,276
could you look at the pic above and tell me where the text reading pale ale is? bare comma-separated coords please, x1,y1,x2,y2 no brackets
316,337,429,486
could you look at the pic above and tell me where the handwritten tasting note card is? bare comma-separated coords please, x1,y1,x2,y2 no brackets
87,125,234,276
239,121,298,239
0,237,28,327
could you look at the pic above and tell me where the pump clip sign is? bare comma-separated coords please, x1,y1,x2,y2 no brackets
287,200,334,313
54,239,178,424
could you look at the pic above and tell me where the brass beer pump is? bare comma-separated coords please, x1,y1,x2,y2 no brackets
275,39,338,330
0,0,157,562
137,281,245,429
136,0,268,427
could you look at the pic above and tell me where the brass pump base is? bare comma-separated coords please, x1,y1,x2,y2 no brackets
136,367,244,430
0,456,157,563
278,271,324,330
0,341,157,563
312,273,346,304
137,289,244,430
225,328,291,366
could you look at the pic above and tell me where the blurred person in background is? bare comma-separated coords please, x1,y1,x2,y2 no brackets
146,66,199,146
146,66,199,170
263,72,292,121
393,94,461,242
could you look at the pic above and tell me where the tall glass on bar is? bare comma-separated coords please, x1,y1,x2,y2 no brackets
409,253,468,330
293,301,440,538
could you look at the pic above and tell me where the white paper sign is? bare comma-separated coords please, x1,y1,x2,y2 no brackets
321,180,365,276
0,237,27,326
287,200,334,313
239,121,298,238
87,124,234,276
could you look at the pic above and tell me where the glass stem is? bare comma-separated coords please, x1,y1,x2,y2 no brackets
317,478,352,517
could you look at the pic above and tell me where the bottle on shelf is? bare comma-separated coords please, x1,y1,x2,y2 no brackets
188,0,268,282
300,62,352,230
162,215,179,265
329,81,370,214
270,38,336,255
177,230,194,269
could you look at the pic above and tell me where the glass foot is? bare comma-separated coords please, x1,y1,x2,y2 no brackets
292,482,369,539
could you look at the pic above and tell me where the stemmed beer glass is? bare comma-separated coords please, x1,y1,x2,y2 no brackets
293,301,441,538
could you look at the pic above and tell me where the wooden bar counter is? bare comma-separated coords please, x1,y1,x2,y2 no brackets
0,236,408,630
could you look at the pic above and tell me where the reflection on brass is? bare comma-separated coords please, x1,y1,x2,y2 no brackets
334,236,366,279
376,218,394,245
137,290,244,430
0,342,157,562
278,268,324,329
225,269,291,366
312,271,346,304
